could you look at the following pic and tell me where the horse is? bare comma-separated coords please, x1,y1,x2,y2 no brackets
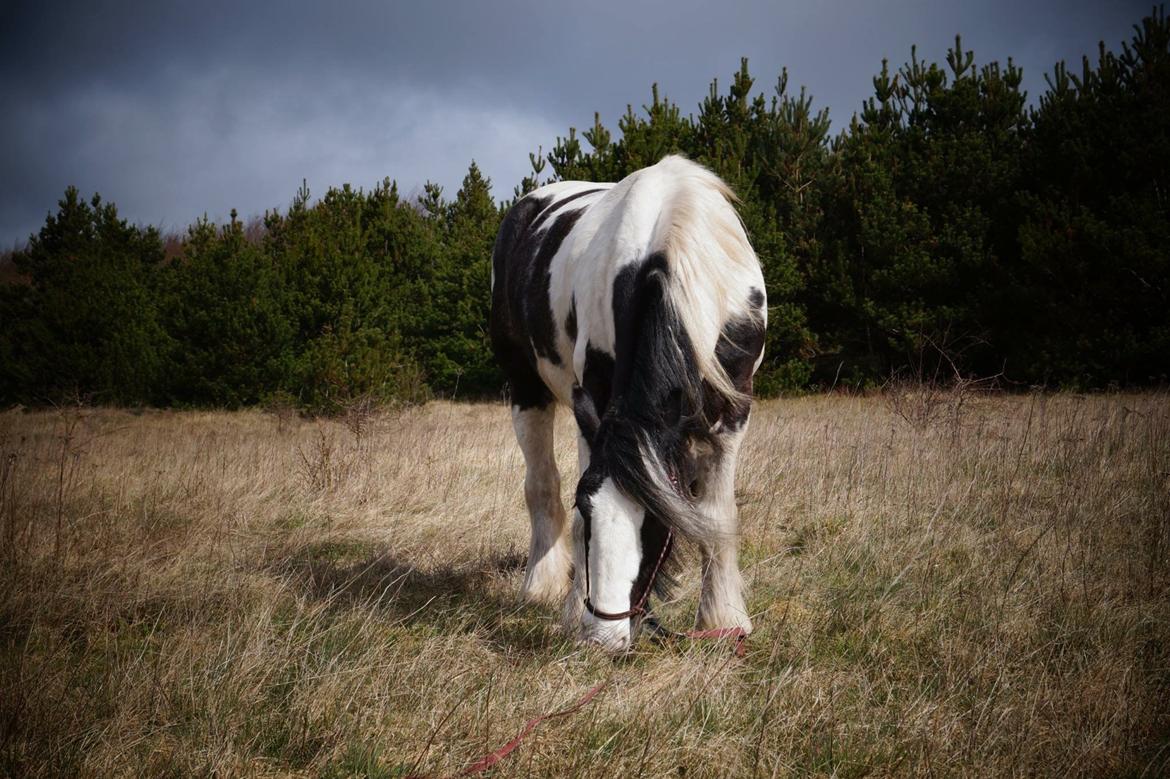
490,155,767,651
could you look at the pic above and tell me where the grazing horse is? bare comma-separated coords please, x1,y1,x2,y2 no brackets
490,156,766,650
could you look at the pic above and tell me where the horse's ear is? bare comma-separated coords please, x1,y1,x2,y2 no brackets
571,384,600,445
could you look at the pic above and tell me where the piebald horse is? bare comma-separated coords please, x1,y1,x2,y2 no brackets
490,156,766,651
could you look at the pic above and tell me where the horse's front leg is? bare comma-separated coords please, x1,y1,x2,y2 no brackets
695,427,753,633
512,404,572,603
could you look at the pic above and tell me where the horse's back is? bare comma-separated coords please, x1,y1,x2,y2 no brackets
490,157,765,411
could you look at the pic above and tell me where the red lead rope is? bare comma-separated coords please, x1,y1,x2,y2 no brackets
677,626,748,657
411,526,747,778
403,680,609,779
409,626,746,779
427,679,612,778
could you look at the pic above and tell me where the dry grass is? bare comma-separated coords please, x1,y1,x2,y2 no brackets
1,394,1168,777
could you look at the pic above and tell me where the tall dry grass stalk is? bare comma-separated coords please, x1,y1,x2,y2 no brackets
1,394,1167,777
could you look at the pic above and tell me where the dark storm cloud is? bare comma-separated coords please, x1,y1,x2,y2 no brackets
1,0,1150,246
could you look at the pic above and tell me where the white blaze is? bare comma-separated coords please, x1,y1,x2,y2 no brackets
580,476,644,650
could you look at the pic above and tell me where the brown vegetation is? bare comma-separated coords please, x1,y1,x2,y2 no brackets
1,394,1167,776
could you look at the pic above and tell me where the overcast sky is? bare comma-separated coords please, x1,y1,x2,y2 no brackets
0,0,1150,247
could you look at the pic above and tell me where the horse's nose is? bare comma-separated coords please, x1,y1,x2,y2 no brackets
580,614,632,652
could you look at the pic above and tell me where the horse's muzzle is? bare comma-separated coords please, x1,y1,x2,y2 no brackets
580,611,633,651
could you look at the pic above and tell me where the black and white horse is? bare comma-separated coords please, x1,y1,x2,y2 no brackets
490,156,766,651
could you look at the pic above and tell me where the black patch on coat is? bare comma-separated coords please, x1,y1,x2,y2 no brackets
573,344,614,457
572,344,614,459
582,345,615,420
490,194,554,410
525,207,585,366
571,384,600,445
704,288,767,431
490,194,590,407
530,188,605,232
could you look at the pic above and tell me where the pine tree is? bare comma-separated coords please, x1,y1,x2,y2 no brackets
161,210,292,406
0,188,169,404
1014,8,1170,385
416,161,503,397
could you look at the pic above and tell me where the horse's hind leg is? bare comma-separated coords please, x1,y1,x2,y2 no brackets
512,404,572,603
695,426,753,633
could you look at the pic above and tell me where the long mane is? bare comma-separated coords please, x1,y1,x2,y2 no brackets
655,156,759,409
596,157,762,551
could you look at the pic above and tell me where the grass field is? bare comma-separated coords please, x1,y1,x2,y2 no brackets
1,393,1168,777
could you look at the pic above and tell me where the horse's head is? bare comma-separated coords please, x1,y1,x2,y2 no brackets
568,382,714,650
571,464,649,650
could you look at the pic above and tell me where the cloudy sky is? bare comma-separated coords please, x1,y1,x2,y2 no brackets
1,0,1149,247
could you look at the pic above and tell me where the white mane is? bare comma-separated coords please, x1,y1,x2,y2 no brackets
548,155,764,405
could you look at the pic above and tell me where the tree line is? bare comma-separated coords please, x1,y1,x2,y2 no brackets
2,8,1166,410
